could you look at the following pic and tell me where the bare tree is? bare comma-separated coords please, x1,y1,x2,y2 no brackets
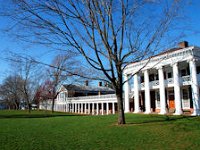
7,54,43,113
21,59,38,112
4,0,184,124
0,75,24,110
46,53,78,112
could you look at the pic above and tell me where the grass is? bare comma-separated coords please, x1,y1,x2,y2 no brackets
0,110,200,150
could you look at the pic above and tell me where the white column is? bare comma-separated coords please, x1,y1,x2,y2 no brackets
144,70,151,113
84,103,87,114
66,104,68,112
81,103,83,114
67,104,69,112
106,102,109,115
134,73,140,113
72,103,74,113
75,103,78,113
77,103,81,113
96,103,99,115
65,104,67,112
92,103,95,115
189,59,200,115
173,63,182,115
68,104,70,112
112,102,115,114
102,103,104,115
124,74,130,113
88,103,90,114
158,67,167,114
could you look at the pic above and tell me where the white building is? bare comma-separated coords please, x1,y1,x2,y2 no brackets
124,41,200,115
41,41,200,116
40,83,118,115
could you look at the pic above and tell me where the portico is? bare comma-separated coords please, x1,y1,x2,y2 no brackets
124,42,200,115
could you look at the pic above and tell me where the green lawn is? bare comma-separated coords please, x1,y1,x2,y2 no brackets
0,110,200,150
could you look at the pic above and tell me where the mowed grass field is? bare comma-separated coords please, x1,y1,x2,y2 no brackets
0,110,200,150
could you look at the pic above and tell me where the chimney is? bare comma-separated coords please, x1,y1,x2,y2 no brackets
85,80,89,86
98,81,102,87
178,41,188,48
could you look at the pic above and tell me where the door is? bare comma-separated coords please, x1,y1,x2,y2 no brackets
168,90,175,109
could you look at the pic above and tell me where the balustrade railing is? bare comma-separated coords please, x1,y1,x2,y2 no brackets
165,78,173,85
182,75,190,82
67,94,116,101
138,75,191,89
150,80,159,87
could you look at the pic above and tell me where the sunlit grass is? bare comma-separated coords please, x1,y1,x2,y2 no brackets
0,110,200,150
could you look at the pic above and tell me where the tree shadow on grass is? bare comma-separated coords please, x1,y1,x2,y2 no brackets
125,115,196,126
0,113,83,119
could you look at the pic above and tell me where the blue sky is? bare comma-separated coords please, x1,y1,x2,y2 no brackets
0,1,200,83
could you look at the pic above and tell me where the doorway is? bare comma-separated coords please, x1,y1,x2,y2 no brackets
168,90,175,109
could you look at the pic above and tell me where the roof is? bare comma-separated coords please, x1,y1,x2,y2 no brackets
131,47,189,65
63,84,115,93
153,47,181,58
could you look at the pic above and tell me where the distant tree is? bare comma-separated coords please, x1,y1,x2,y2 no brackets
0,75,24,110
5,0,184,124
7,54,43,113
34,80,53,110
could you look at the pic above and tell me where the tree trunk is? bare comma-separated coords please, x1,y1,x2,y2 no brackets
51,98,55,113
116,88,126,125
14,102,18,110
28,103,31,113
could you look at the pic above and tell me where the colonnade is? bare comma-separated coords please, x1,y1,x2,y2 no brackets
124,59,200,115
65,102,116,115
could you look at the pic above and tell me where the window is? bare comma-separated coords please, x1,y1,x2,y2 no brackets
182,89,190,108
156,92,160,101
155,91,160,108
149,74,155,81
197,66,200,74
182,89,189,99
168,90,174,100
155,74,159,80
60,93,65,99
140,76,144,83
164,72,166,79
168,72,172,78
181,69,187,76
